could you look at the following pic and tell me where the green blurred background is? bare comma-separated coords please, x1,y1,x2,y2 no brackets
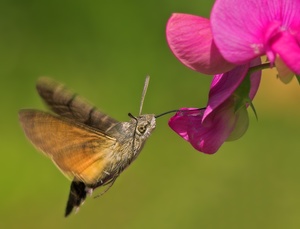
1,0,300,228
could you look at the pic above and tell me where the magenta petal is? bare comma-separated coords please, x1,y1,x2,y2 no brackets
204,64,249,119
169,104,243,154
204,57,261,120
166,13,235,74
169,102,237,154
211,0,266,64
169,57,261,154
168,108,204,142
191,100,237,154
211,0,300,65
270,31,300,75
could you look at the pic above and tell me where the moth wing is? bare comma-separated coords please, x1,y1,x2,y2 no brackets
36,77,118,133
19,109,118,184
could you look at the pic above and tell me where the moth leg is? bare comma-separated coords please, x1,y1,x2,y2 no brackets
93,176,118,199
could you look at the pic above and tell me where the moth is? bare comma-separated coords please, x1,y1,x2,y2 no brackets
19,76,157,217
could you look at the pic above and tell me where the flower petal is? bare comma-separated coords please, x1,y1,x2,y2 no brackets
168,108,204,142
270,31,300,76
210,0,300,65
193,99,237,154
168,106,236,154
204,65,249,119
203,57,261,120
169,57,261,154
166,13,235,74
168,97,248,154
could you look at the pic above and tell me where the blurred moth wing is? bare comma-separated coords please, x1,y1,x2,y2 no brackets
35,76,119,132
19,110,117,184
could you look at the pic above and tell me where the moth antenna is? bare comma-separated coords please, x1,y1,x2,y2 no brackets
128,112,138,154
128,112,137,121
139,75,150,116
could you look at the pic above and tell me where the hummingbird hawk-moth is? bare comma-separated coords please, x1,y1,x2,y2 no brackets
19,76,157,217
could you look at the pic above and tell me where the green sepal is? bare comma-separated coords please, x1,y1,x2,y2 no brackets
296,75,300,85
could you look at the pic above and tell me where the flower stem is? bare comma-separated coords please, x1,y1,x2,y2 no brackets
248,62,271,74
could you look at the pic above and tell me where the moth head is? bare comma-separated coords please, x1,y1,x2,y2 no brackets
129,113,156,138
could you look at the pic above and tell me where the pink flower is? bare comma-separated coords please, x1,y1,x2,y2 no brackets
210,0,300,82
166,13,235,75
169,58,261,154
165,1,300,153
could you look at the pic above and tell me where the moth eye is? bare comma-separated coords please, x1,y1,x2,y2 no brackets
138,125,147,133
